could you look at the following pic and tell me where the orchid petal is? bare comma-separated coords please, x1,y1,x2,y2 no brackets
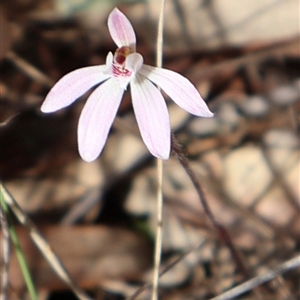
130,74,170,159
116,77,131,91
139,65,214,117
78,79,124,162
113,53,144,89
104,53,143,90
108,8,136,49
125,53,143,73
105,52,113,65
41,66,110,113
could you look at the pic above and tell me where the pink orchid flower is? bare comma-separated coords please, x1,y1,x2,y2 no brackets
41,8,213,162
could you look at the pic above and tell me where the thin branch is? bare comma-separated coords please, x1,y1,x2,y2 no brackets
171,134,250,279
209,255,300,300
128,241,205,300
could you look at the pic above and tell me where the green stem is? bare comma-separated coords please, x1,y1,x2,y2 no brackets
0,189,37,300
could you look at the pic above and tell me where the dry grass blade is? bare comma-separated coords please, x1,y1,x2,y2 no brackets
0,205,10,300
0,182,92,300
6,51,54,88
209,255,300,300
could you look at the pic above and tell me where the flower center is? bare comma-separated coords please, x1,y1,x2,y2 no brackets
112,46,133,77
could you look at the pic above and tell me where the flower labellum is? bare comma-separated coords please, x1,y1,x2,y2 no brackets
41,8,213,162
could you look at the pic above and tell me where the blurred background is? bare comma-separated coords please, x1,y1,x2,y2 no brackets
0,0,299,299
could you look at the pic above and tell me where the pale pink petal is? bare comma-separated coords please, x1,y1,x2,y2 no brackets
139,65,214,117
41,66,110,113
130,74,170,159
78,79,124,162
105,52,113,65
125,53,143,73
108,8,136,49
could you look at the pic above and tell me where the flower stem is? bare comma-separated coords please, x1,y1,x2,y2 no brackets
152,158,164,300
152,0,166,299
